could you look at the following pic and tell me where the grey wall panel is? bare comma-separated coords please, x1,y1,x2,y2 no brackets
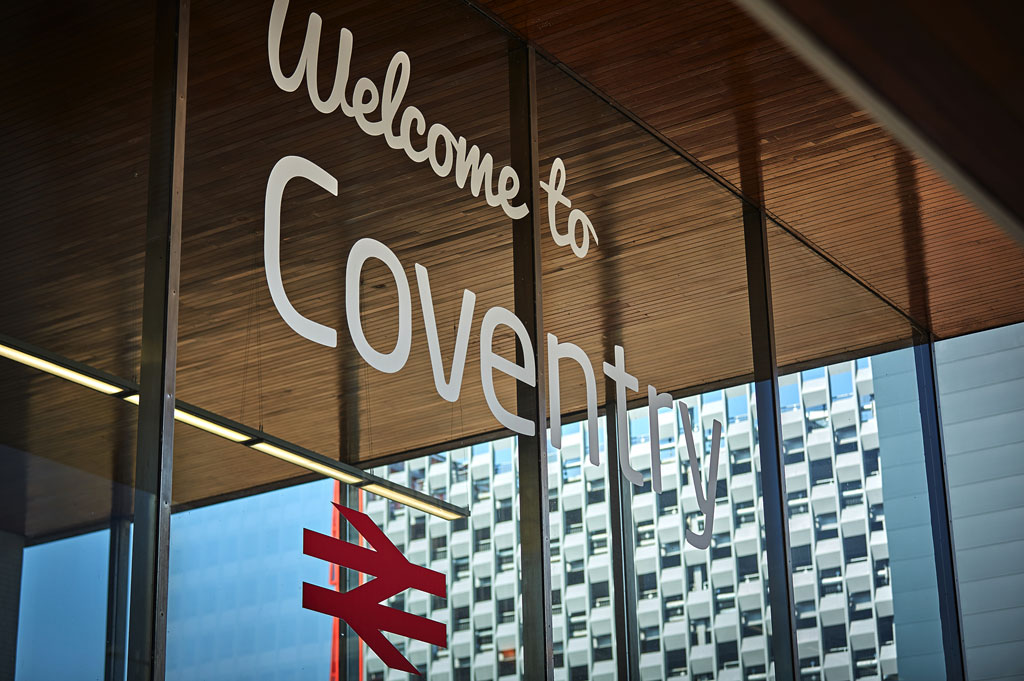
874,348,946,681
936,322,1024,681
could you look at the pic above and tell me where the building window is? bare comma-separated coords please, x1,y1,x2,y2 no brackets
588,528,608,555
587,477,606,504
409,467,424,491
497,597,515,623
815,512,839,541
638,572,657,599
843,534,868,562
496,547,514,572
640,625,660,653
664,594,685,621
737,554,758,580
795,601,817,629
590,580,610,608
564,508,583,534
430,536,447,561
452,556,469,581
792,544,813,569
566,560,585,586
687,564,707,592
822,624,847,653
474,526,491,552
472,477,491,503
451,457,468,483
730,448,752,476
661,540,681,569
666,648,687,675
685,512,704,536
717,640,739,667
714,585,735,613
410,515,426,541
710,533,731,560
475,575,492,601
690,617,711,646
741,609,763,637
496,497,513,523
819,567,843,596
657,488,679,516
455,657,471,681
475,628,494,653
568,613,587,638
593,634,613,661
453,606,470,631
636,519,656,546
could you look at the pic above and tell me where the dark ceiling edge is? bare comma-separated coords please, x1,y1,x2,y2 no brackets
457,0,930,338
733,0,1024,251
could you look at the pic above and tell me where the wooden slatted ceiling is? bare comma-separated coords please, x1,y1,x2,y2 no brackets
2,0,1016,539
479,0,1024,340
173,0,519,486
0,1,150,540
0,0,151,379
767,219,913,369
536,57,752,408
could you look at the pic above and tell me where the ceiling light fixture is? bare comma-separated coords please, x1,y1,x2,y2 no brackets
0,342,123,395
0,333,468,519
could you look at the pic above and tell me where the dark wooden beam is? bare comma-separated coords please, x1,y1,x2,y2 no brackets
735,0,1024,246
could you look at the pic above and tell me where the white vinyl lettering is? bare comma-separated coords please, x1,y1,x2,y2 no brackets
426,123,456,178
679,402,722,549
602,345,642,486
480,307,536,436
264,4,723,545
267,0,528,221
414,264,476,403
539,157,599,257
345,238,413,374
647,386,674,494
548,334,600,464
264,156,339,348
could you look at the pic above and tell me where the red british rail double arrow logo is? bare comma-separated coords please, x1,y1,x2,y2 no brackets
303,503,447,675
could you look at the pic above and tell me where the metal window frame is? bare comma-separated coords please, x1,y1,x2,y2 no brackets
125,0,189,679
914,337,967,681
508,39,556,681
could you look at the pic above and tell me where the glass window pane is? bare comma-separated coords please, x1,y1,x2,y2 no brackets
166,481,335,679
782,348,948,681
365,445,523,679
547,418,617,678
627,385,772,680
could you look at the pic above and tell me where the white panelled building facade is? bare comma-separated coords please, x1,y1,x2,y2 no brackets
363,356,900,681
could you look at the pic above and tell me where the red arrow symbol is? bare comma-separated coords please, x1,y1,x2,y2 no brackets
303,503,447,675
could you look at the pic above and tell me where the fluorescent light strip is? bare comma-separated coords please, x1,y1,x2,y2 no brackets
174,409,250,443
251,442,363,485
0,344,122,395
0,338,466,520
362,483,462,521
125,395,252,443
